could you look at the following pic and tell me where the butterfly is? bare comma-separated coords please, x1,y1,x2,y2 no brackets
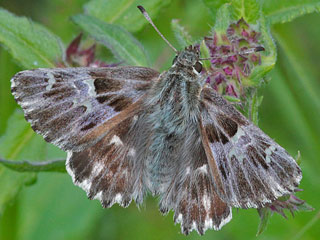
10,6,302,235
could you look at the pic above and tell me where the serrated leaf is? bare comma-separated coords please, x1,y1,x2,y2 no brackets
245,15,277,86
262,0,320,24
213,3,232,33
72,14,149,66
0,111,65,214
84,0,171,32
231,0,260,23
171,19,193,47
201,0,230,18
0,8,63,69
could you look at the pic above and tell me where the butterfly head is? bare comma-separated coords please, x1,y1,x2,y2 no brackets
173,45,202,73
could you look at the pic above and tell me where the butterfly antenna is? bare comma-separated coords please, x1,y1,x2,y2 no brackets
137,5,178,53
199,46,265,60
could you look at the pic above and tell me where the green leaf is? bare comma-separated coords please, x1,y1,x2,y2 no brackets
0,49,20,136
0,159,66,173
245,15,277,86
201,0,230,18
15,174,103,240
296,151,301,165
224,95,241,102
200,40,211,69
213,3,232,34
272,25,320,115
0,111,65,214
250,91,263,125
171,19,193,47
0,8,63,69
296,202,315,212
257,208,271,236
231,0,260,23
0,167,35,215
0,197,19,240
72,14,149,66
269,23,320,151
262,0,320,24
84,0,171,32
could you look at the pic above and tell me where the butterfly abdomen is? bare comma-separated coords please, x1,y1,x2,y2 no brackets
140,70,201,194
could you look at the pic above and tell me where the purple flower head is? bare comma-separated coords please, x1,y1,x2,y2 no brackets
226,84,238,97
223,66,233,76
64,33,119,68
203,18,264,99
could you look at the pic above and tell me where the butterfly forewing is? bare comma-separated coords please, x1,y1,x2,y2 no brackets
67,109,146,208
200,86,302,208
11,66,159,151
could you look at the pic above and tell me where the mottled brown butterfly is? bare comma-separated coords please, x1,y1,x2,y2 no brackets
10,6,301,235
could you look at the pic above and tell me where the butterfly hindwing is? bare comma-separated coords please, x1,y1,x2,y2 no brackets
11,66,159,151
159,128,232,235
200,86,302,208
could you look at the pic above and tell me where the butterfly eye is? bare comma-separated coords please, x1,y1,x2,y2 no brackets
194,61,202,73
172,56,178,64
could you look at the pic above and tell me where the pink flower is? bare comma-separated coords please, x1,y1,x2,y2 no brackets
226,84,238,97
223,67,233,76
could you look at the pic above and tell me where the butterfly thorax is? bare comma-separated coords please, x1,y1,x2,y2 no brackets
136,48,204,194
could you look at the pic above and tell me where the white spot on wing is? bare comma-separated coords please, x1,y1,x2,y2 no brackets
84,78,96,97
79,179,92,192
91,161,104,177
176,213,183,223
11,77,16,88
204,217,213,230
191,221,197,231
231,127,245,141
265,145,276,163
110,135,123,146
128,148,136,157
202,194,211,211
228,147,245,163
114,193,122,203
46,72,56,90
198,164,207,173
94,191,103,201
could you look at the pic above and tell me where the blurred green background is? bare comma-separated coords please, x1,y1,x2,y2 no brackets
0,0,319,239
